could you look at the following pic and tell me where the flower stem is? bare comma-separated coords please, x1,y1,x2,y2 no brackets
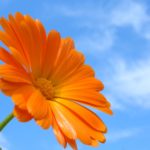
0,113,14,131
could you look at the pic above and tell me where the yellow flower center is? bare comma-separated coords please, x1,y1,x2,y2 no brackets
35,78,54,100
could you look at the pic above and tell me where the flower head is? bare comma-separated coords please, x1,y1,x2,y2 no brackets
0,13,112,150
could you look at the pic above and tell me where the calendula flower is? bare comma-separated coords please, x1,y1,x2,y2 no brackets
0,12,112,150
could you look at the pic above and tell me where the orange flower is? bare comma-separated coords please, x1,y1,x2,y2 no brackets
0,13,112,150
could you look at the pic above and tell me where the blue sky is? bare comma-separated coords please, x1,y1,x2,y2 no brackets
0,0,150,150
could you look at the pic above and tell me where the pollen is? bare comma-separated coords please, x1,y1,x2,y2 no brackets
35,78,54,100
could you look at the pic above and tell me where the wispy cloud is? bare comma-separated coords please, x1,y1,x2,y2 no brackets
110,1,148,30
0,133,9,150
76,29,115,53
105,57,150,109
107,128,141,142
41,0,150,110
110,0,150,39
42,0,150,53
41,1,116,52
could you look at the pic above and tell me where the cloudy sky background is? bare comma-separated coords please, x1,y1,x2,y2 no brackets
0,0,150,150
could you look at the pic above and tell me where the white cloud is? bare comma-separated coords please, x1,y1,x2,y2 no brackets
105,57,150,109
0,133,9,150
107,128,140,142
42,0,150,50
110,0,150,40
105,94,125,111
41,0,150,110
76,29,115,53
41,1,116,52
111,1,149,30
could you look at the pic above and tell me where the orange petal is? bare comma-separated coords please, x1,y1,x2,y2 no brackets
23,15,43,76
51,102,77,139
0,13,44,72
0,31,15,47
55,89,109,108
35,19,46,55
96,106,113,115
51,101,106,145
65,137,78,150
58,64,95,85
52,117,67,148
15,12,24,22
9,46,29,70
42,30,61,78
27,90,49,119
50,101,91,145
0,64,31,83
0,18,21,49
91,139,99,147
0,15,30,68
0,47,23,69
13,106,32,122
36,107,52,129
12,85,35,109
54,98,106,132
55,77,104,92
0,79,26,96
8,14,31,67
50,40,85,85
0,17,16,38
